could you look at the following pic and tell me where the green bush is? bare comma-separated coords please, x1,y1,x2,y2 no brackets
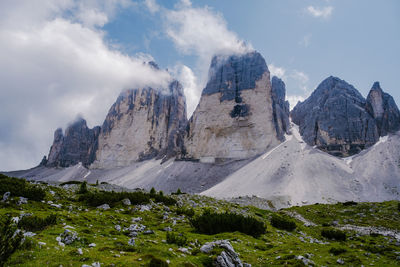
153,194,177,205
18,214,57,232
329,247,347,255
190,210,265,238
0,215,23,267
79,191,150,207
166,232,187,246
0,174,45,202
398,202,400,212
78,181,88,194
342,201,357,206
148,256,168,267
150,187,156,196
270,214,297,232
321,228,346,241
59,181,82,186
176,207,195,217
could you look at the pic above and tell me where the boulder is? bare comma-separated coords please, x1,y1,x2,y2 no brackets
184,51,283,161
97,204,110,210
2,192,10,202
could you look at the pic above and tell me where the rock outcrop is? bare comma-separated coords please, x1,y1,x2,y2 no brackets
184,51,285,162
291,76,379,157
92,80,187,168
271,76,290,141
291,76,400,157
46,118,100,167
366,82,400,136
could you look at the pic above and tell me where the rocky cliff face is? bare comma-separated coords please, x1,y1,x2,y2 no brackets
184,51,285,161
366,82,400,136
91,80,187,168
291,76,400,157
46,118,100,167
271,76,290,141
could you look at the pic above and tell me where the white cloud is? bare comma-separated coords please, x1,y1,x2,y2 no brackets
0,1,171,171
306,6,333,19
299,33,312,47
162,0,252,115
144,0,160,14
291,70,309,92
269,64,286,80
287,95,305,110
172,64,200,117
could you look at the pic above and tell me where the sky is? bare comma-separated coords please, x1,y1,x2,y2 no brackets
0,0,399,171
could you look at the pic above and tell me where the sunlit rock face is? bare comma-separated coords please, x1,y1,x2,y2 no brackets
91,80,187,169
47,118,100,167
366,82,400,137
291,76,377,157
184,51,284,162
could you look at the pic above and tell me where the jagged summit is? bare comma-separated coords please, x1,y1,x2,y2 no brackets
184,51,288,161
291,76,400,157
366,81,400,136
92,79,187,168
46,117,100,167
203,51,268,101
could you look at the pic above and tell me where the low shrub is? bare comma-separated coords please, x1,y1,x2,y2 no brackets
342,201,358,206
329,247,347,255
79,190,176,207
166,232,187,246
79,191,150,207
398,202,400,212
78,181,88,194
321,228,346,241
148,256,168,267
270,214,296,232
18,214,57,232
1,215,23,266
59,181,82,186
190,210,266,238
176,207,195,217
0,174,45,202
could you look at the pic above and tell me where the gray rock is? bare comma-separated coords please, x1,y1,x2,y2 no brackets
122,198,131,206
291,76,379,157
60,229,78,245
271,76,290,141
97,204,110,210
200,240,245,267
17,197,28,205
163,227,173,232
2,192,10,202
128,238,135,246
114,225,121,232
202,51,268,102
143,230,154,235
88,243,96,248
46,117,100,167
337,259,344,265
366,82,400,136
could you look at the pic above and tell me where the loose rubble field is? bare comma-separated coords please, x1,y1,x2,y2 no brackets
1,177,400,267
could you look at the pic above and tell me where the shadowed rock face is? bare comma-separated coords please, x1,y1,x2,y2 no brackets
184,51,285,161
366,82,400,136
46,118,100,167
271,76,290,141
92,80,187,168
291,76,379,157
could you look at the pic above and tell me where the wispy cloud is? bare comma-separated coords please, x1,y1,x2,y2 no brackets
299,33,312,47
269,64,286,79
0,0,171,171
291,70,310,92
144,0,160,14
306,6,333,19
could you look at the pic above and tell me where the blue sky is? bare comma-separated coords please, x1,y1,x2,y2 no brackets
105,0,400,107
0,0,399,171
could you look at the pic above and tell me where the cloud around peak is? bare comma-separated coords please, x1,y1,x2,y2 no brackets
305,5,333,19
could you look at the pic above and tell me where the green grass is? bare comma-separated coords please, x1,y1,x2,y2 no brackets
0,178,399,266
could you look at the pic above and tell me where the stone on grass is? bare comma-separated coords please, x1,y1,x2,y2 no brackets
97,204,110,210
17,197,28,205
128,238,135,246
122,198,131,206
2,192,10,202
